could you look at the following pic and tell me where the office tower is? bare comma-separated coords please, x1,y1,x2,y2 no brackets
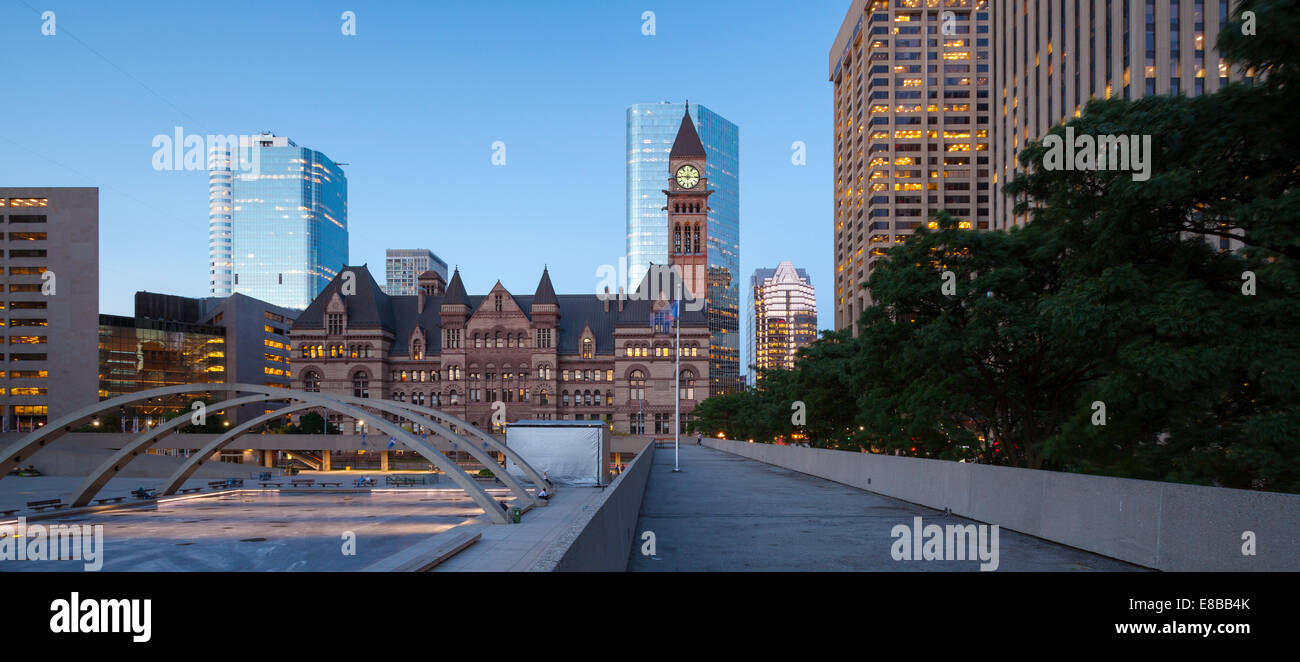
116,291,298,423
0,188,100,430
209,132,348,310
829,1,992,333
384,249,448,295
748,262,818,382
628,102,741,395
992,0,1246,230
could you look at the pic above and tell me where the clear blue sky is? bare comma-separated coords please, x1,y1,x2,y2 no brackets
1,0,844,344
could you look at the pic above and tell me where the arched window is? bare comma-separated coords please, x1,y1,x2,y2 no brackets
495,331,504,348
412,339,423,360
352,371,369,398
473,333,481,348
584,390,592,406
517,333,526,347
594,390,602,406
693,224,702,253
582,338,593,359
606,390,613,405
303,370,321,392
680,371,696,401
449,390,459,405
562,390,570,407
539,389,549,405
630,370,645,401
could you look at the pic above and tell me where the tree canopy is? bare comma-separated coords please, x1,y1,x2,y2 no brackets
691,0,1300,492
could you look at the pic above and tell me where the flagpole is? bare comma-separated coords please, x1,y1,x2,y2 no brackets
674,286,681,472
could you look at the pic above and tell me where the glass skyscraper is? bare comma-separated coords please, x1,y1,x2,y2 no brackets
627,102,740,395
384,248,448,295
209,133,347,311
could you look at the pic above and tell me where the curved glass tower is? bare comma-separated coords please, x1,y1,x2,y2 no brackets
211,133,348,311
627,102,740,395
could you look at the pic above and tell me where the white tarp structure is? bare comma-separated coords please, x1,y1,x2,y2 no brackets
505,420,610,487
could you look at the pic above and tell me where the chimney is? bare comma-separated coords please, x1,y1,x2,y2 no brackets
617,287,625,312
603,287,610,313
418,288,426,315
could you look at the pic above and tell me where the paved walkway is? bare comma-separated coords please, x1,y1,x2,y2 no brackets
628,444,1145,572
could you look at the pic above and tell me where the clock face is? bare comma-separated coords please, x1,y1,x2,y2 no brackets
675,164,700,189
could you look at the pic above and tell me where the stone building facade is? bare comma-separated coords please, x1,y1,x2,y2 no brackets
288,265,710,437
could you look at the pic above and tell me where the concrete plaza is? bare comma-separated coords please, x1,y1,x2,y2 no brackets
628,444,1146,571
0,489,485,572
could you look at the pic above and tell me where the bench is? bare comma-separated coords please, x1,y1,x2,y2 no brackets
318,482,343,487
290,479,316,488
178,487,203,494
93,497,125,505
259,482,282,488
131,488,157,500
26,498,64,512
208,481,232,490
1,509,18,517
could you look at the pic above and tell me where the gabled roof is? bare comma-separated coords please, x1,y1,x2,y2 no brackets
295,265,391,329
670,106,706,159
292,265,706,358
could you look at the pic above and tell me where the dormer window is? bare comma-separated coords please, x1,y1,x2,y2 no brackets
327,313,344,335
581,338,593,359
494,294,503,311
412,339,424,361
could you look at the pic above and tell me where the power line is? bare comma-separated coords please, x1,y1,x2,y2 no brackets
14,0,214,135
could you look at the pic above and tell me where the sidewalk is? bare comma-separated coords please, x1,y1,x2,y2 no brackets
628,444,1146,571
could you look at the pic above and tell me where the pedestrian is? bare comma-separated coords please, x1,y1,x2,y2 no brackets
697,431,703,446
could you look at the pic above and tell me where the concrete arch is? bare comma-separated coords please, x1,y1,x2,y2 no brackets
157,401,326,496
381,399,554,492
162,396,537,505
0,384,528,524
66,393,279,507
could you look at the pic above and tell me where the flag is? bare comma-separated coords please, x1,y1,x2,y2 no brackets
387,438,397,449
652,302,677,335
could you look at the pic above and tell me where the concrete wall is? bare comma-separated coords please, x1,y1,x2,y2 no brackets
704,439,1300,572
13,445,245,479
541,442,656,572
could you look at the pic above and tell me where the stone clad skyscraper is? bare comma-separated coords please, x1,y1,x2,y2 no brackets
748,262,818,383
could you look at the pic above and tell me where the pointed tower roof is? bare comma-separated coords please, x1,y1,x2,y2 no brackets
533,266,559,306
670,103,706,159
443,268,469,306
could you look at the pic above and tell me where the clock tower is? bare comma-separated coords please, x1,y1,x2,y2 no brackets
664,103,713,303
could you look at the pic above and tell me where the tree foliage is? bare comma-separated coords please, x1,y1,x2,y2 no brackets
692,0,1300,492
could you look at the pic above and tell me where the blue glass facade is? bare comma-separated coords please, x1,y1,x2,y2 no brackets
626,103,741,395
223,136,348,311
